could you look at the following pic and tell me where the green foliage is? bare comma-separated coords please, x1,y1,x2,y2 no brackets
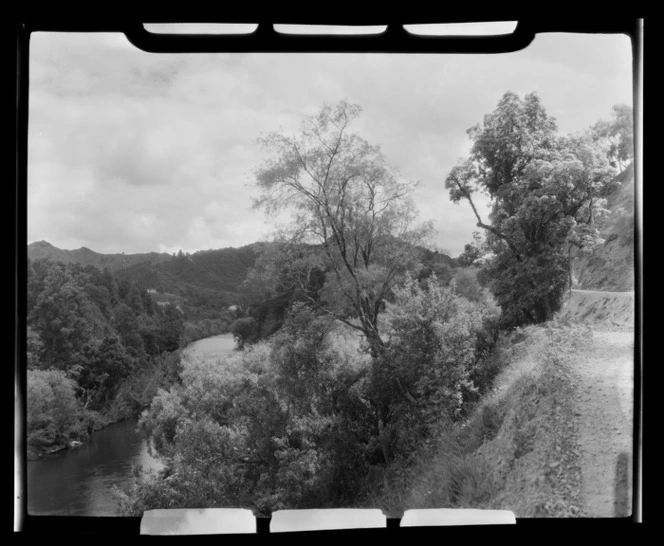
180,318,231,346
76,336,135,411
456,231,487,268
124,303,376,515
27,369,96,458
445,92,617,328
416,247,456,285
230,317,260,349
28,261,110,371
231,243,324,345
374,275,498,462
26,326,43,369
157,304,185,352
121,275,504,514
26,258,187,457
113,244,261,319
368,323,591,517
453,268,485,303
591,104,634,171
457,244,482,268
367,422,492,517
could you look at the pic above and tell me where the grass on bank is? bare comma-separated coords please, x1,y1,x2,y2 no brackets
368,321,592,518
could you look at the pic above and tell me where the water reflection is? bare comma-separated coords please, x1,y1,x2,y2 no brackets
28,418,163,516
27,334,237,517
183,333,238,361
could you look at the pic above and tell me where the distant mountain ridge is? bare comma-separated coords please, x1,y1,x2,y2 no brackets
27,240,458,313
114,245,262,297
27,240,173,272
27,240,264,311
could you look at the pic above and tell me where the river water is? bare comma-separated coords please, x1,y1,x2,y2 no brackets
27,333,237,516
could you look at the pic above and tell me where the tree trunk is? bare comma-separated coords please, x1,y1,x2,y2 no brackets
363,327,385,360
568,247,573,293
377,411,391,465
367,332,390,465
542,295,553,322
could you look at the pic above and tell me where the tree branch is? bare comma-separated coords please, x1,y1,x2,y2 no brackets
452,178,523,261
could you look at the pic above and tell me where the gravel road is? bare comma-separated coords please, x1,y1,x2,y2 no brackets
572,329,635,517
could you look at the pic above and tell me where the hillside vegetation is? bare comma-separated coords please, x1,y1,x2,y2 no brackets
27,241,264,319
372,282,634,518
370,157,636,514
572,164,635,291
25,259,187,459
370,322,592,517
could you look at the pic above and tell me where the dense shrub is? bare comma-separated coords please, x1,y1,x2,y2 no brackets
122,273,505,514
230,317,260,349
122,304,374,515
27,369,97,458
376,275,499,461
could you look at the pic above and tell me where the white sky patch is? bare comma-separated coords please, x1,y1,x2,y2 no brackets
129,212,158,237
27,32,633,257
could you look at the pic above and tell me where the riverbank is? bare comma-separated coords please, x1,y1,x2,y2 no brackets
26,411,143,461
26,356,181,462
27,417,164,517
27,336,238,462
27,333,239,516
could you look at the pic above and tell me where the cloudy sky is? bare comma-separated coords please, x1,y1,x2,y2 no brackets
27,27,633,257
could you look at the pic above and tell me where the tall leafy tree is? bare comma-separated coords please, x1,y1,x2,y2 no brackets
591,103,634,172
445,91,617,326
28,261,108,371
78,336,134,409
157,303,185,352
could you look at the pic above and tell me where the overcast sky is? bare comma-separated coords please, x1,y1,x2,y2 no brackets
27,29,633,257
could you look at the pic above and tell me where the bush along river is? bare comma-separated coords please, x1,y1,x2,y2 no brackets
27,333,238,516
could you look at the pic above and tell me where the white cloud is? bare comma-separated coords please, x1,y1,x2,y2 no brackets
27,32,633,257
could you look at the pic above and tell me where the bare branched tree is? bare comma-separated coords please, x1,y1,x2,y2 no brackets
253,100,433,357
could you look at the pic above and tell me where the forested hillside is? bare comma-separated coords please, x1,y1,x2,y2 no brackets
27,241,269,328
115,245,259,293
28,241,262,310
26,259,186,459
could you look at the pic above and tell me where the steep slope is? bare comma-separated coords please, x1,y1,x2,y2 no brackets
478,289,635,517
377,285,636,518
572,164,635,291
556,289,634,331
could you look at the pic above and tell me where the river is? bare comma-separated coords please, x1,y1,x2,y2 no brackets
27,333,238,517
